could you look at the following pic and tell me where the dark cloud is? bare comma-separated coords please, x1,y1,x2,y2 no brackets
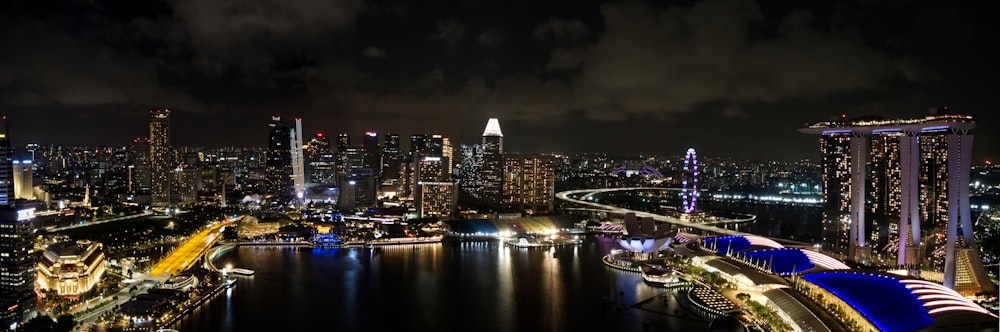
362,46,388,58
430,18,465,47
0,0,995,161
477,29,504,46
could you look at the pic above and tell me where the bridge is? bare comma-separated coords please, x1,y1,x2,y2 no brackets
147,215,244,279
557,187,811,246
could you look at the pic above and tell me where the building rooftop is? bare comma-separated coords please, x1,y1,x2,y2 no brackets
802,271,934,332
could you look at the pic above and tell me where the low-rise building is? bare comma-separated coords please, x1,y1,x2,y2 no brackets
37,240,106,296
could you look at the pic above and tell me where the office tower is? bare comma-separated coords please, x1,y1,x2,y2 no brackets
381,133,401,185
800,108,993,293
502,154,555,215
0,116,38,327
171,164,200,204
306,132,335,186
427,135,443,157
427,135,454,176
413,154,456,218
458,144,484,199
443,137,453,176
362,132,381,180
127,138,151,195
11,160,32,200
410,134,427,158
290,118,306,197
335,132,350,184
266,116,294,199
149,109,171,207
481,118,504,206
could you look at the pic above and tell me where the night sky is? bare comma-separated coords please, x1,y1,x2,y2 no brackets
2,0,997,162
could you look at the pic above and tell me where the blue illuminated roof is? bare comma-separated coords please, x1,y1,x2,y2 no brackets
703,236,752,255
744,248,814,275
802,271,933,332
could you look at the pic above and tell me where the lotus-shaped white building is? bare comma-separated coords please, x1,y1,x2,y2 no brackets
617,213,676,254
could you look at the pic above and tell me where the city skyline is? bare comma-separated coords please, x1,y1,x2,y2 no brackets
1,1,997,162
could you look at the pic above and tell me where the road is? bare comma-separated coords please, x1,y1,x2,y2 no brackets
47,212,155,232
148,216,242,278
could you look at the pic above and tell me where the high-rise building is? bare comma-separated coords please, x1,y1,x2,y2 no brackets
381,133,401,185
266,116,294,199
11,160,32,200
149,109,171,207
335,132,350,185
409,134,427,158
306,132,335,186
363,131,381,181
427,135,454,177
290,118,306,197
0,116,38,327
800,108,993,294
502,154,555,215
481,118,504,206
413,154,455,218
458,144,484,199
127,138,151,195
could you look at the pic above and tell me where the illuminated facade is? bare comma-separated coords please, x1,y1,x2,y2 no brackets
415,181,456,218
381,133,401,186
363,131,380,180
481,118,504,206
0,117,38,326
502,154,555,215
11,160,32,200
127,138,152,195
306,132,335,186
149,110,171,207
800,108,991,293
37,241,106,297
458,144,483,199
266,116,293,199
335,132,350,185
290,118,305,197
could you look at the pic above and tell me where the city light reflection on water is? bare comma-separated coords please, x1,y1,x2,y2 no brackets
174,236,709,332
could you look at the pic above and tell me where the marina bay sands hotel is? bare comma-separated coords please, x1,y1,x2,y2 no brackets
799,107,993,294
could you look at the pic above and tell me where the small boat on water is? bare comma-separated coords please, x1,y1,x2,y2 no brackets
230,268,255,276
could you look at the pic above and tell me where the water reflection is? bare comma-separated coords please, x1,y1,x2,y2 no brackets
175,236,708,332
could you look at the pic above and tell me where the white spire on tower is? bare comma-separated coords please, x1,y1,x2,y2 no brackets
482,118,503,137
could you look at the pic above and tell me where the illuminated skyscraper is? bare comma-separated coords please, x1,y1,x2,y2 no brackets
306,132,335,185
149,109,171,207
290,118,306,197
502,154,555,215
363,132,381,181
481,118,504,206
410,134,427,158
0,116,38,327
11,160,32,200
127,138,151,196
381,133,401,185
413,154,455,218
458,144,483,199
266,116,293,199
801,108,992,293
335,132,350,184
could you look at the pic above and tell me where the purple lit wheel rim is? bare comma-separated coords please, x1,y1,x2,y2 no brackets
682,148,697,213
